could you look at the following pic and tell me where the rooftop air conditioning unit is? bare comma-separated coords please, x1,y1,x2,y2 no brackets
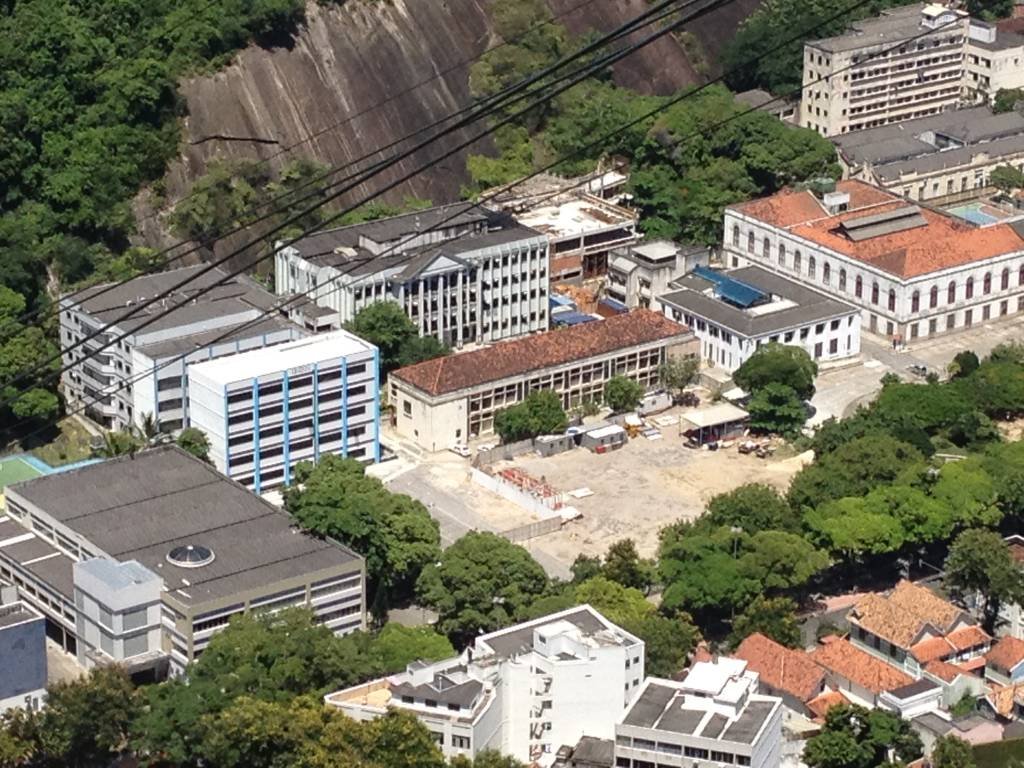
823,191,851,215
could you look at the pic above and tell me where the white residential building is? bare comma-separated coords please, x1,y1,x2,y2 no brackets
800,4,970,137
800,3,1024,137
275,204,551,346
614,658,783,768
656,265,861,372
606,241,709,310
724,179,1024,344
326,605,645,765
187,330,379,493
60,265,305,433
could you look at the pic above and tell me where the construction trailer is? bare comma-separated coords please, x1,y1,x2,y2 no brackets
580,424,627,453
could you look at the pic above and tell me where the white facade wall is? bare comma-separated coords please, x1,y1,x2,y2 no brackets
659,300,861,373
801,17,968,137
72,560,163,668
187,335,380,492
724,208,1024,344
276,235,551,347
964,38,1024,102
391,334,697,452
498,636,644,763
60,300,303,434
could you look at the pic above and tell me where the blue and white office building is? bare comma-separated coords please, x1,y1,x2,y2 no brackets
187,330,380,492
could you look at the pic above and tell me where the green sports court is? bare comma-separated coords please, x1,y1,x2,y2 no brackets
0,454,47,495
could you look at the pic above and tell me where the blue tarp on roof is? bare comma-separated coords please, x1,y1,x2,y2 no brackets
549,294,575,307
600,297,628,313
552,311,599,326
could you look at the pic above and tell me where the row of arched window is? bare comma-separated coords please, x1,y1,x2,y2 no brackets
737,225,1024,315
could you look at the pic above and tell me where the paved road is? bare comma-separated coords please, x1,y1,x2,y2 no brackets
388,465,571,581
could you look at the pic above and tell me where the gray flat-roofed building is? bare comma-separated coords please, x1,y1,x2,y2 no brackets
275,205,550,346
835,106,1024,204
0,446,365,673
657,265,861,372
615,658,782,768
60,265,306,433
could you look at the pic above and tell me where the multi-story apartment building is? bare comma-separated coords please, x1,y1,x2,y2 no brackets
275,204,550,346
614,657,783,768
61,265,305,433
326,605,644,765
605,241,709,309
0,446,365,673
724,179,1024,344
389,310,697,452
187,330,379,492
801,3,1024,137
656,265,861,372
801,4,970,136
963,19,1024,104
834,105,1024,204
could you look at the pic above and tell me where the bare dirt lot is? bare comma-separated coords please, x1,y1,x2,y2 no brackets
405,416,812,567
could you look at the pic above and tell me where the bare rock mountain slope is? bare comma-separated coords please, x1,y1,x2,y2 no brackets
140,0,761,249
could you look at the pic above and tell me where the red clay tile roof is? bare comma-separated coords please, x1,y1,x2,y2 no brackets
946,625,992,652
391,309,692,397
734,633,826,702
987,636,1024,672
810,637,914,695
806,690,851,720
924,659,966,683
956,656,987,674
730,180,1024,279
850,580,969,650
911,636,955,664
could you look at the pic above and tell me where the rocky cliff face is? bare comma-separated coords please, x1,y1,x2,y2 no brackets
137,0,759,253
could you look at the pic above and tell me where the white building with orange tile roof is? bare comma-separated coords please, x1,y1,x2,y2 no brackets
724,179,1024,345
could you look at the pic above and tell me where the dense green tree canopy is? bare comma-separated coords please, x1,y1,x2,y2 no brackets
994,88,1024,113
494,390,568,443
603,375,644,413
803,704,922,768
705,483,801,533
284,456,441,611
946,528,1024,632
416,531,549,645
346,302,448,377
176,427,211,462
729,595,802,649
930,734,976,768
734,343,818,399
788,434,923,511
746,382,807,435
